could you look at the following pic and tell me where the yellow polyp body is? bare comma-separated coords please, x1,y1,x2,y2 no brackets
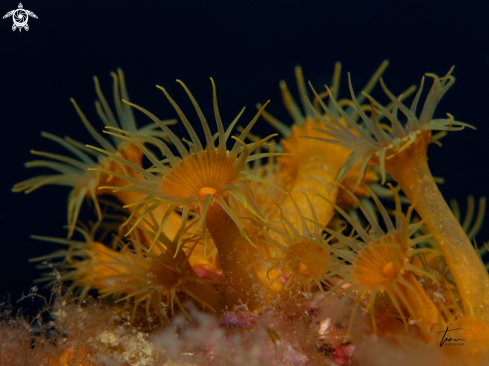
88,242,139,291
254,62,384,235
273,118,376,233
383,130,489,324
400,271,441,331
322,185,443,334
33,236,146,301
86,78,279,315
147,253,224,314
353,240,439,331
205,199,264,309
281,240,330,292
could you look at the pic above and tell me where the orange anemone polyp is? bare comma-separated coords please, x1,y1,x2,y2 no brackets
160,150,238,203
353,234,407,289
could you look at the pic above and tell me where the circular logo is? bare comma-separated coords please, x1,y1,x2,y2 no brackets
12,8,28,27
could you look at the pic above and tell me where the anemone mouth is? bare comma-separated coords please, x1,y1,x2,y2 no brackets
288,240,330,278
160,149,240,203
353,234,408,289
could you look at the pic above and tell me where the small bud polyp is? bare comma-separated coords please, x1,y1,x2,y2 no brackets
198,187,217,199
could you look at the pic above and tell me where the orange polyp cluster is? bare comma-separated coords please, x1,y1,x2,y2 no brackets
13,62,489,364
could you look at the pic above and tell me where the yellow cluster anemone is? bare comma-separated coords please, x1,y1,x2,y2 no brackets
253,61,417,236
306,66,472,187
97,230,224,322
320,185,441,334
12,63,489,365
29,222,141,300
253,194,332,294
12,69,175,238
90,79,279,244
308,67,489,326
88,78,288,308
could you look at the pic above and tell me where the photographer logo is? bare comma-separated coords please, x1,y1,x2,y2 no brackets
3,3,38,32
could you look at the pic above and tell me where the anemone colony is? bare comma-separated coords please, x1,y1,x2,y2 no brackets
9,62,489,365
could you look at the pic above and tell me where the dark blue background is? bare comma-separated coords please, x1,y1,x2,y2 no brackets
1,0,488,305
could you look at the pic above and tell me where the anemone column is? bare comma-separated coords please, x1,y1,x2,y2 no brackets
385,131,489,324
205,199,264,310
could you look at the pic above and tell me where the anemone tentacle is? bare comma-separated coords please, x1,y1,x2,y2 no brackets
304,67,475,188
251,62,416,236
318,184,441,334
91,78,285,252
12,69,175,238
253,194,333,294
29,221,143,301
